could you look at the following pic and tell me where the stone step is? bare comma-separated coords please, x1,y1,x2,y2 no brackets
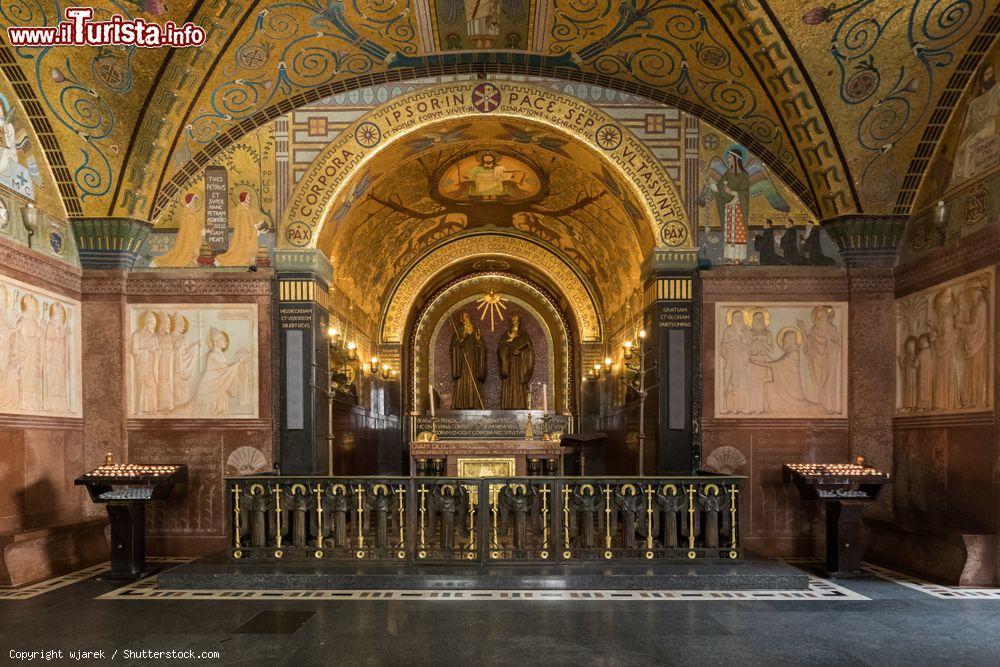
157,552,808,591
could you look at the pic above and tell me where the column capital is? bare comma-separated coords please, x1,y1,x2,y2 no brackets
274,248,333,285
70,218,152,270
641,247,700,278
821,214,907,268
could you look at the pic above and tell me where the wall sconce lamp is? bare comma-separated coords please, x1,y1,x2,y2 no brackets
327,326,341,350
622,339,634,360
369,356,380,374
380,363,391,380
21,204,38,249
603,356,613,375
345,340,358,361
934,199,948,226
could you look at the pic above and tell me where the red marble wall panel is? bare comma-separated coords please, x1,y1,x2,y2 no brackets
0,242,87,539
893,417,995,532
702,426,849,555
78,270,277,557
130,427,273,555
0,419,87,534
0,425,27,528
81,280,128,477
847,270,896,518
700,266,884,556
891,229,1000,583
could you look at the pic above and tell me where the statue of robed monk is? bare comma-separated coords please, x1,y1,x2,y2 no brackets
498,315,534,409
450,311,486,409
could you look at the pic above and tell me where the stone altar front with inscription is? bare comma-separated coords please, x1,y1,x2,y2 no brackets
410,439,568,477
414,410,570,440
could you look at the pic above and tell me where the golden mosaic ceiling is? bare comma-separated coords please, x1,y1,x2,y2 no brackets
0,1,998,221
323,116,648,322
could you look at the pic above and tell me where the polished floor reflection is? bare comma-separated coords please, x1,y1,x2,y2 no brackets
3,560,1000,666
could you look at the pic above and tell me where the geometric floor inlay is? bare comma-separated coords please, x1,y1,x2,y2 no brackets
861,562,1000,599
11,555,1000,602
96,569,869,602
0,557,194,601
36,555,1000,603
0,562,113,600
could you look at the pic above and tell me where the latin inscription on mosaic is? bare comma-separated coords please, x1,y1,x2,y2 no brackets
204,166,229,252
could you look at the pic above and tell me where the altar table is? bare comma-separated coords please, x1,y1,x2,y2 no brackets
409,439,568,477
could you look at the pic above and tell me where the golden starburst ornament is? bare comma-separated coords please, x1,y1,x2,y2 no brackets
476,289,508,332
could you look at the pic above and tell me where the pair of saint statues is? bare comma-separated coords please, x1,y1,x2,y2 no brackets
450,311,534,410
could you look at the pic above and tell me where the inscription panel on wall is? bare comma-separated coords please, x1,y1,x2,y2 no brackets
126,303,258,419
714,302,848,419
0,273,82,417
204,166,229,252
895,267,993,415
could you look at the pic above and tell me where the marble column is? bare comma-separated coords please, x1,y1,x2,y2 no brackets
641,249,701,474
275,249,332,475
822,215,904,519
79,273,129,478
73,220,151,480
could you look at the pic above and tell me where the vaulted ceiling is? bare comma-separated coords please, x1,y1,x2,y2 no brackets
0,1,998,222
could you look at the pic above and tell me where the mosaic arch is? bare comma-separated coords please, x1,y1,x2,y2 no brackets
381,234,602,344
317,117,652,318
281,80,690,252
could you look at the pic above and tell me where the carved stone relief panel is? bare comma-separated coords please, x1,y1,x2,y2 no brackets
895,267,994,415
126,303,258,419
714,302,848,419
0,272,81,417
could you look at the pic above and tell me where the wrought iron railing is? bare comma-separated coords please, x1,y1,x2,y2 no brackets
227,475,744,563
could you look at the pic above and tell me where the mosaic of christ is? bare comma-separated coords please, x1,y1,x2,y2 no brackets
437,153,542,202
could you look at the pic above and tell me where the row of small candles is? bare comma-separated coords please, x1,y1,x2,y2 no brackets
327,325,396,379
588,329,646,378
86,463,179,478
786,458,884,477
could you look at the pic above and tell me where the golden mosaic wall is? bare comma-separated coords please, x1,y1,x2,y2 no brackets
0,1,994,226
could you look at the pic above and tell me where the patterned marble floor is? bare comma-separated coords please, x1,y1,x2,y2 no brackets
96,569,867,601
861,562,1000,599
0,557,192,600
5,556,998,602
5,557,1000,665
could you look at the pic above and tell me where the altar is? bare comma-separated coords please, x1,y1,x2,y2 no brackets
409,438,568,477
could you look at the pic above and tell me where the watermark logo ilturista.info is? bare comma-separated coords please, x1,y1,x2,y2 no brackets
7,7,206,48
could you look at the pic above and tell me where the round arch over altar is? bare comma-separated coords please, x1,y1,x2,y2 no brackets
280,80,692,253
